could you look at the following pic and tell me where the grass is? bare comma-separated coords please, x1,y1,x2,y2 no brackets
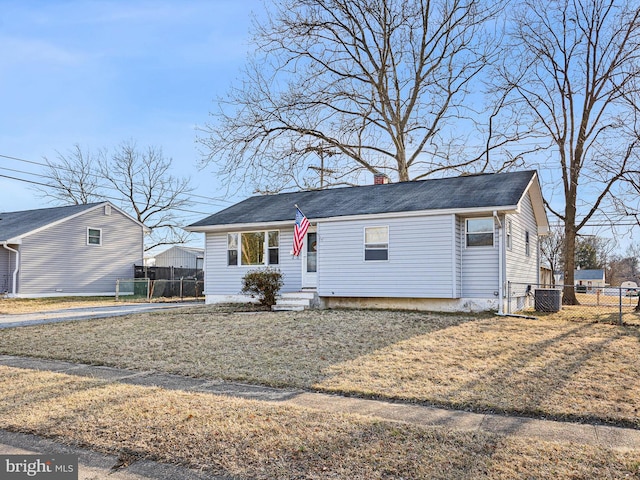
0,305,639,428
0,296,121,314
0,365,637,479
0,295,202,315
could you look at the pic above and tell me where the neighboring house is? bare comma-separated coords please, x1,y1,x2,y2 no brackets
0,202,148,297
540,264,554,287
574,269,606,292
152,246,204,269
187,170,549,312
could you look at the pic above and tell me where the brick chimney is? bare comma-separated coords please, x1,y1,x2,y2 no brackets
374,172,390,185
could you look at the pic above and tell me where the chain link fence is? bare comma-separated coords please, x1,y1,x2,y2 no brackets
508,282,640,325
116,278,204,302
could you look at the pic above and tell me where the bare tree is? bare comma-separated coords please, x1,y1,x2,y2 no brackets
198,0,516,193
540,224,565,285
99,142,195,251
39,144,103,205
38,142,194,251
500,0,640,304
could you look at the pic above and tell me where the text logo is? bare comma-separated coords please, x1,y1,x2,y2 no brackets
1,455,78,479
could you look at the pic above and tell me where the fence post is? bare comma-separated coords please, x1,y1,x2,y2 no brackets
147,278,151,301
115,279,120,302
619,287,623,326
180,277,184,300
507,282,511,314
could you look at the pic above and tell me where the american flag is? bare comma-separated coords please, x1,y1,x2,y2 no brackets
293,206,310,256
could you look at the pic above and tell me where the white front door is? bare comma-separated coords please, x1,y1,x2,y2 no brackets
302,230,317,289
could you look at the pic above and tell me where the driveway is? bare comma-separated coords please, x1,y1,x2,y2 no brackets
0,303,197,329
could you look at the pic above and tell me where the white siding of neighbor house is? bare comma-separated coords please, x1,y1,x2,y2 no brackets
460,216,499,298
505,192,539,287
0,248,9,292
16,206,144,295
204,228,302,296
317,215,456,298
154,247,203,269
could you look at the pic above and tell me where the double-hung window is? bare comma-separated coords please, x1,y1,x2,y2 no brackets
364,226,389,261
87,228,102,246
227,231,280,266
466,218,494,247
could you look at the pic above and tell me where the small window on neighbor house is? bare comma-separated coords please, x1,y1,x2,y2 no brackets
87,228,102,246
466,218,494,247
364,226,389,261
525,230,531,257
506,219,512,250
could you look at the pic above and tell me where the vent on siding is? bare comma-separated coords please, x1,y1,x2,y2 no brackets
105,205,112,216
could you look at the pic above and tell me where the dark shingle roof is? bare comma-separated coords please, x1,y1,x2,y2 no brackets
0,203,104,242
189,170,538,228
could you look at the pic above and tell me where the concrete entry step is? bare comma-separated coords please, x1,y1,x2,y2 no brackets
272,291,318,311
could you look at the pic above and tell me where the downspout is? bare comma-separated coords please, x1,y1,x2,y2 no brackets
493,212,503,315
2,243,19,296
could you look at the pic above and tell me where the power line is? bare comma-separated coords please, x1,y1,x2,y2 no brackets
0,172,212,218
0,152,233,206
0,163,221,211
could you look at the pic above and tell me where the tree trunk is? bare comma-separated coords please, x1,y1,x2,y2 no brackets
563,218,579,305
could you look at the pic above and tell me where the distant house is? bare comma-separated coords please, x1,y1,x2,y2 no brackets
0,202,148,297
187,170,549,313
574,269,606,291
152,246,204,269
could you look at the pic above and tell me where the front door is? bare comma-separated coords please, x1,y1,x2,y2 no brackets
302,230,317,289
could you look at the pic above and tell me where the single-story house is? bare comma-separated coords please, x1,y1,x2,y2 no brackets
574,269,606,291
186,170,549,312
151,246,204,269
0,202,148,297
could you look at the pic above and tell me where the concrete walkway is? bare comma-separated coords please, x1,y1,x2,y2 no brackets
0,354,639,479
0,303,198,329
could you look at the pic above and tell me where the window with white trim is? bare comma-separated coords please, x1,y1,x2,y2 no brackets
525,230,531,257
227,231,279,266
506,219,512,250
87,228,102,246
466,218,494,247
364,226,389,261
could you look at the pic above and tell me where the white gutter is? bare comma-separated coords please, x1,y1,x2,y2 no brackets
493,211,504,315
2,243,19,296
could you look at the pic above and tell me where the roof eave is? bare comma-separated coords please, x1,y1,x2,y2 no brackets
185,205,521,233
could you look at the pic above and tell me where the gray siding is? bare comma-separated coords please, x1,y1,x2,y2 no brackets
204,228,302,296
461,216,499,297
17,206,143,295
318,215,455,298
506,192,539,286
154,247,202,268
0,248,9,292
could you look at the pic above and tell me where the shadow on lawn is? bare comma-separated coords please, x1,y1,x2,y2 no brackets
444,321,637,426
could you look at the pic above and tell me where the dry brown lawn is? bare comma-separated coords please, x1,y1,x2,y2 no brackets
0,365,637,479
0,297,121,314
0,305,639,429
